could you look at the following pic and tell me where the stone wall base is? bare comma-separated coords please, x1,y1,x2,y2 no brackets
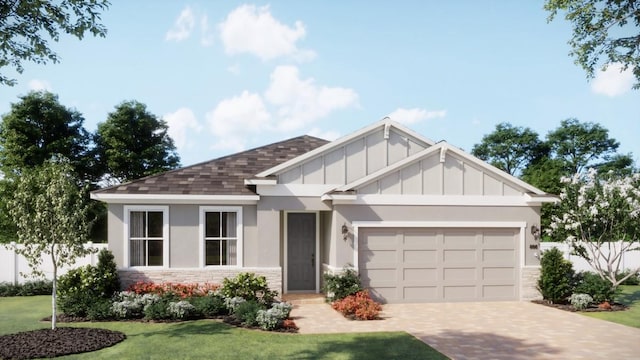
521,266,542,301
118,267,282,295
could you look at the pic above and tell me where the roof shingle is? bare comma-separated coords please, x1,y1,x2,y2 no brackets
93,135,329,196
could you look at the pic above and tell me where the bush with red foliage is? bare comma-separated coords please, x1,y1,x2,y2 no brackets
331,290,382,320
126,282,220,299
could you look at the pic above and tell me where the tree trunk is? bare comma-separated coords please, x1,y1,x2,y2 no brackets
51,252,57,330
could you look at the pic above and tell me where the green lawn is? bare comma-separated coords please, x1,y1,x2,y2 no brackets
0,296,447,360
582,285,640,328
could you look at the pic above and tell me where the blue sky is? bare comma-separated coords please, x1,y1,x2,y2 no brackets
2,1,638,167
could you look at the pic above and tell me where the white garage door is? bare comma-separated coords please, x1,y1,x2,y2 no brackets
358,227,519,303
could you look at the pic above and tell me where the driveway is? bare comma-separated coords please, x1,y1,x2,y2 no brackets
290,301,640,359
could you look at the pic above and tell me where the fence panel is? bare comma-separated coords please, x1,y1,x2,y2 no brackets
540,242,640,273
0,243,108,284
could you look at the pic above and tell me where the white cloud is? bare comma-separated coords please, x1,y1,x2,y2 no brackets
265,65,358,132
166,6,195,42
163,108,201,149
591,63,635,97
308,127,341,141
206,91,271,151
28,79,52,91
200,14,214,46
218,5,315,61
387,107,447,125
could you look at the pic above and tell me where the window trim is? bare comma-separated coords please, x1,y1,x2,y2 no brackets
123,205,169,268
199,206,243,268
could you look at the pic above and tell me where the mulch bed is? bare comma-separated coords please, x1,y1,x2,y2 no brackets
0,327,126,360
532,299,628,312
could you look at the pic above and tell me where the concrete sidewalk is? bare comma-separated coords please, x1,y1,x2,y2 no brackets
289,300,640,360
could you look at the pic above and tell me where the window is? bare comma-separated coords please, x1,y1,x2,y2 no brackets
125,206,168,267
200,207,242,267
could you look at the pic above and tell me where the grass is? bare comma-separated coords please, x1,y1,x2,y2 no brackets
582,285,640,328
0,296,448,360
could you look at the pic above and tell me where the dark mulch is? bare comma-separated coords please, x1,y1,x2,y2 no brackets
0,327,126,360
532,299,628,312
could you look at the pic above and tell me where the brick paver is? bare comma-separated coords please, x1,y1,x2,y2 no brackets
290,301,640,360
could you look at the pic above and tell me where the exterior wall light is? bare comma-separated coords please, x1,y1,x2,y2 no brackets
341,223,349,241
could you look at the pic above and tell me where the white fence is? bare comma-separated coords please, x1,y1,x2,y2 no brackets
0,242,108,284
540,242,640,273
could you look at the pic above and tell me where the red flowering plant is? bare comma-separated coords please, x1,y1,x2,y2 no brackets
331,290,382,320
127,282,220,299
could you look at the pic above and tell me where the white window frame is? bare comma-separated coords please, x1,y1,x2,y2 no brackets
199,206,243,268
123,205,170,268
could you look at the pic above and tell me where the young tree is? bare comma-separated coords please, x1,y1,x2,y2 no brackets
545,0,640,89
471,122,546,176
0,0,110,86
548,169,640,289
8,158,93,329
95,100,180,184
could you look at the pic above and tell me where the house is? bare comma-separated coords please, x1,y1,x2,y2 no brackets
91,119,556,303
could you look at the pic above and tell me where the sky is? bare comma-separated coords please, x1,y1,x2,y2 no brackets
1,1,639,167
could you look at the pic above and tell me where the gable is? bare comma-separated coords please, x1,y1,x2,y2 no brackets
262,120,433,186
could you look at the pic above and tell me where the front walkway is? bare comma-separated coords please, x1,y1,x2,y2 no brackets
289,300,640,360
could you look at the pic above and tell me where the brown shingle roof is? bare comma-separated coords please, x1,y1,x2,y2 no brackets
93,135,329,196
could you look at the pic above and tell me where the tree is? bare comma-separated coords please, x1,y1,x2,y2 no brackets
0,0,110,86
546,118,633,175
471,122,546,176
95,100,180,183
548,169,640,290
545,0,640,89
0,91,98,181
8,157,93,329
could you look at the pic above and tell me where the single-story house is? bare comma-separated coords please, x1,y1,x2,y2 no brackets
91,119,555,303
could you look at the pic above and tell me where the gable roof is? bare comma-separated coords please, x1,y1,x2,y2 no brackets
254,118,435,178
92,135,329,197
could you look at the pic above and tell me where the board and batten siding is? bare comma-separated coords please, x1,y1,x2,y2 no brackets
278,127,428,185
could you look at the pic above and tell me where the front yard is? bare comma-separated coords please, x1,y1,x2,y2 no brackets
582,285,640,328
0,296,447,360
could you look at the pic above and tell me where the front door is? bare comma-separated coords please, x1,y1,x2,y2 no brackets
287,213,316,291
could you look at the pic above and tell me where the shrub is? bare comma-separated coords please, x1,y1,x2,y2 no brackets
168,300,197,320
255,301,293,330
95,248,120,297
537,247,575,303
569,293,593,310
189,294,227,317
143,299,171,320
0,280,52,297
234,300,263,327
323,267,363,302
616,270,640,286
224,296,246,314
112,291,161,319
574,272,619,303
220,273,277,305
331,290,382,320
271,301,293,318
86,298,114,320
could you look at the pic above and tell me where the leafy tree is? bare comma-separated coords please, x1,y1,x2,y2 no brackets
0,0,110,86
545,0,640,89
548,169,640,290
0,91,97,181
8,157,93,329
95,100,180,183
471,122,546,176
546,118,632,174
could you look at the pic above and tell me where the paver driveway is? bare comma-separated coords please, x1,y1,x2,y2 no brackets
290,301,640,360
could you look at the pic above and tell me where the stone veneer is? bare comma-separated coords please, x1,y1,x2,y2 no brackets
521,266,542,300
119,267,282,295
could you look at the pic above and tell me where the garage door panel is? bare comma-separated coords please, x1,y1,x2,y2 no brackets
359,227,519,303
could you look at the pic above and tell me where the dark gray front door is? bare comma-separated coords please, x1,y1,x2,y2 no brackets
287,213,316,291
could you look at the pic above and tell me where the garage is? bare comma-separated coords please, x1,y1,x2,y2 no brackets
358,227,520,303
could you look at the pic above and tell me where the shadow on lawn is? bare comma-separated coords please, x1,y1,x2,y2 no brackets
616,287,640,306
289,332,449,360
133,320,232,339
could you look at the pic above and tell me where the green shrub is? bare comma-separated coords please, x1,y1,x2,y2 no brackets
256,302,293,330
190,294,227,317
322,267,363,302
0,280,52,297
168,300,197,320
86,298,114,320
220,273,277,305
234,300,263,327
569,293,593,310
143,299,171,320
537,247,575,303
616,269,640,285
95,248,120,297
574,272,619,303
